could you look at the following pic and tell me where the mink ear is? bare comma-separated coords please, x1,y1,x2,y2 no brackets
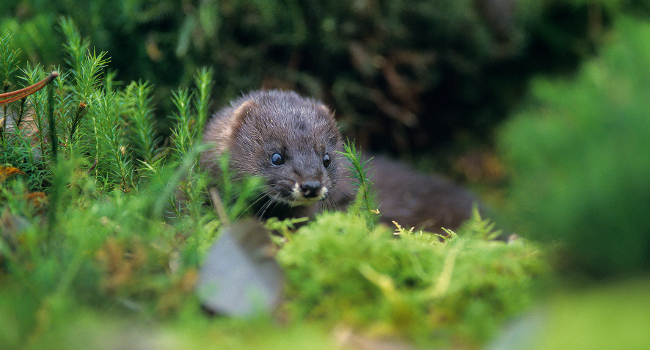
318,104,341,145
231,99,259,131
317,103,334,120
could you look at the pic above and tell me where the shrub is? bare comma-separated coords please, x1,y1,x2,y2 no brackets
500,16,650,277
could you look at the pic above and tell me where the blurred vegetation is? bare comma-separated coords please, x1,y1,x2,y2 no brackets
500,16,650,277
533,278,650,350
2,0,644,158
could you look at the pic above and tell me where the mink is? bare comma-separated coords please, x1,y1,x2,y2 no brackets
201,90,481,234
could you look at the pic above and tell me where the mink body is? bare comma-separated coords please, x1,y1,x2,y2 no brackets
201,90,479,233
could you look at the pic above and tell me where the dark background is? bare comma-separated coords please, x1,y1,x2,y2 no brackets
1,1,623,158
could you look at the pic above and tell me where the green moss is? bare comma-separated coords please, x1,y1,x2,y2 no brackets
278,211,549,346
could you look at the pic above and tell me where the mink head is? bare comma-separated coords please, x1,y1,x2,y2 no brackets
204,90,343,207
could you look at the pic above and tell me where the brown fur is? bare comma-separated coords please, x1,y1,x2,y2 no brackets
202,90,479,233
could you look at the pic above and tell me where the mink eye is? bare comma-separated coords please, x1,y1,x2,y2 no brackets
323,153,331,167
270,153,285,166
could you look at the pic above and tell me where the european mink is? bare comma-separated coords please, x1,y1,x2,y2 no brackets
201,90,480,233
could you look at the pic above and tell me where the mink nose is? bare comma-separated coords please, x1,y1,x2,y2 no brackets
300,181,322,198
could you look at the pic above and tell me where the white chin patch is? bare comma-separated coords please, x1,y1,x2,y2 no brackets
288,182,328,207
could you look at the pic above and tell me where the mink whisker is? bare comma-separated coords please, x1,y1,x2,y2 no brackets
256,198,274,219
236,192,268,220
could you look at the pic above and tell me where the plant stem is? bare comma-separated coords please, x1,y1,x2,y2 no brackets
47,73,58,163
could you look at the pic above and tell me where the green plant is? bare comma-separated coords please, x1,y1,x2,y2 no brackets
339,140,378,227
0,20,215,343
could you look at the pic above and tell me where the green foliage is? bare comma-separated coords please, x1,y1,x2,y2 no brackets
500,16,650,277
168,68,213,162
0,29,20,85
1,30,20,142
277,211,548,346
340,140,378,227
0,19,229,348
457,204,504,241
0,164,218,348
169,88,194,160
193,67,214,138
19,64,50,160
1,51,53,189
126,81,159,167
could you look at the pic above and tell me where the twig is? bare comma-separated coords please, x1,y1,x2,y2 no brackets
0,71,59,105
209,187,230,226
